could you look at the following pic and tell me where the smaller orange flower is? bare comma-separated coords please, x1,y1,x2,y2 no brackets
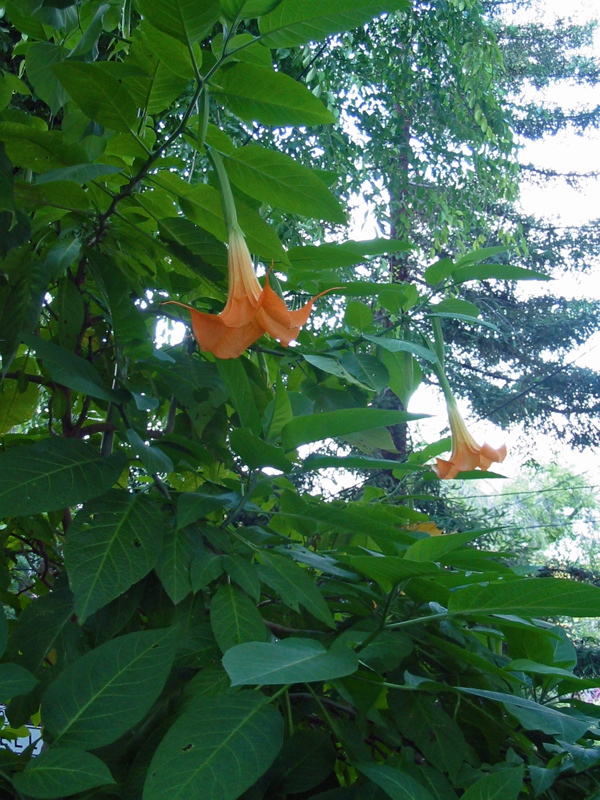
433,398,507,479
164,224,331,359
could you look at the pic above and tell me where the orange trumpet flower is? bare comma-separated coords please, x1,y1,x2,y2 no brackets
164,224,332,359
433,397,507,479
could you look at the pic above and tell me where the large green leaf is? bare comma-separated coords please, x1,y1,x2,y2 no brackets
404,530,488,562
222,144,345,223
143,692,283,800
164,178,289,264
223,638,358,685
259,0,410,47
64,491,165,623
0,375,40,434
460,767,523,800
258,551,335,627
0,662,39,702
35,163,121,186
210,584,268,653
452,264,550,284
52,63,137,132
348,556,441,589
138,0,220,45
389,693,467,780
213,63,335,127
42,628,177,749
229,428,294,472
155,525,205,604
0,608,6,659
13,748,116,800
22,332,128,403
449,578,600,617
458,688,591,743
0,439,126,518
363,335,438,364
281,408,424,451
217,358,263,434
6,584,76,676
356,763,436,800
25,42,69,114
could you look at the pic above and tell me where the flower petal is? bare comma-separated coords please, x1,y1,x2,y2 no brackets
161,301,265,359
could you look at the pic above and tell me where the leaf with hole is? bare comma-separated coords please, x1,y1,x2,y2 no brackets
64,491,165,622
143,692,283,800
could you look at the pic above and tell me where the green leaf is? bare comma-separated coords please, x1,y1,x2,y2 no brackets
35,163,121,185
259,0,410,48
222,144,345,223
363,335,438,364
217,358,263,434
45,239,83,280
52,63,137,132
0,439,126,518
224,555,261,601
229,428,294,472
460,767,523,800
349,556,441,589
340,353,389,391
22,332,128,403
281,408,424,451
25,42,69,114
276,730,337,793
13,748,116,799
423,257,455,286
0,608,7,659
143,692,284,800
210,584,268,653
405,530,488,562
223,638,358,685
458,688,591,743
190,552,225,591
356,763,436,800
430,298,480,318
126,429,174,474
344,300,374,330
177,489,233,529
0,375,41,435
213,63,335,127
452,264,550,284
6,584,76,676
42,627,177,749
236,0,283,16
159,174,289,264
389,693,467,780
128,41,190,114
455,246,509,267
288,243,364,271
258,551,335,627
138,0,221,45
156,525,205,604
64,491,165,623
449,578,600,618
0,662,39,702
301,455,422,472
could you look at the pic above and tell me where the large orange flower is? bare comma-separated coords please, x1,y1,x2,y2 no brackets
164,224,331,359
433,398,507,479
